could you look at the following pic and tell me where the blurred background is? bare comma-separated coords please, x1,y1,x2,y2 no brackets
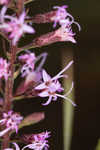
14,0,100,149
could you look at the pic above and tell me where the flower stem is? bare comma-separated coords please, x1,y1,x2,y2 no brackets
2,44,17,149
2,1,24,149
62,48,75,150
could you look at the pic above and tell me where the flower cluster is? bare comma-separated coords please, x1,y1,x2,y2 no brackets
0,57,10,80
5,131,50,150
18,51,47,78
0,111,23,137
0,0,9,5
52,5,81,30
0,7,35,45
18,51,36,77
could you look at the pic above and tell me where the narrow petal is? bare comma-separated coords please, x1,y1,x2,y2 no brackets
38,91,49,97
22,144,35,150
56,93,76,106
13,143,20,150
0,127,11,137
52,60,73,80
35,83,46,90
42,96,52,106
42,69,51,82
19,11,26,24
23,24,35,33
0,119,6,124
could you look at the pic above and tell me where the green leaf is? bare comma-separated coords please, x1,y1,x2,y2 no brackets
19,112,45,129
96,139,100,150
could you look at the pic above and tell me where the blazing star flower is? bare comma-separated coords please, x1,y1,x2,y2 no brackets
35,61,76,106
55,26,76,43
52,5,81,30
0,57,10,80
19,51,36,77
22,131,50,150
5,131,50,150
0,0,9,5
0,111,23,137
6,11,35,45
0,9,35,45
19,51,47,78
52,5,69,28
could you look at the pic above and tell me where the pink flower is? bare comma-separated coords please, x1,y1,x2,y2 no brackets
52,5,81,31
22,131,50,150
0,57,10,80
5,131,50,150
19,51,36,77
6,11,35,45
0,9,35,45
19,51,47,78
55,26,76,43
52,5,68,28
35,61,76,106
0,0,9,5
0,111,23,137
51,5,81,43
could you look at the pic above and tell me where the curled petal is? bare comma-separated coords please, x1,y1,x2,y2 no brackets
42,96,52,106
0,127,11,137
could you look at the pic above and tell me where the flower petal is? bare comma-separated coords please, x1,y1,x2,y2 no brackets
42,69,51,82
38,91,49,97
42,96,52,106
35,83,46,90
13,143,20,150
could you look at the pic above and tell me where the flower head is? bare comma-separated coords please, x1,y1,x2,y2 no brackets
0,0,9,5
19,51,47,78
52,5,69,28
0,9,35,45
0,57,10,80
55,26,76,43
35,61,76,106
52,5,81,30
22,131,50,150
5,131,50,150
19,51,36,77
0,111,23,137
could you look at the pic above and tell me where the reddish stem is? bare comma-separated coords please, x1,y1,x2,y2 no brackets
2,44,17,149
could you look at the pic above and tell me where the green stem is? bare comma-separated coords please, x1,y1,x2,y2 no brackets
62,48,75,150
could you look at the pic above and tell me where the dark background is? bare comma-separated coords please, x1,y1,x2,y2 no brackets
14,0,100,150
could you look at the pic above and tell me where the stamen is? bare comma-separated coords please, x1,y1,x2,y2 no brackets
56,93,76,106
52,60,73,80
35,52,48,72
64,81,74,96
